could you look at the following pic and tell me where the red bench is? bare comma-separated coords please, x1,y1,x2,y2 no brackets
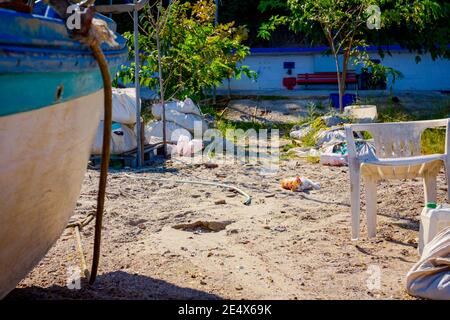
297,71,358,89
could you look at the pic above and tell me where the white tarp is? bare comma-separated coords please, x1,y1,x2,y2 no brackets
152,98,202,119
316,129,347,148
164,109,208,133
290,124,312,140
98,88,138,125
151,98,207,134
144,121,192,144
406,227,450,300
92,122,137,155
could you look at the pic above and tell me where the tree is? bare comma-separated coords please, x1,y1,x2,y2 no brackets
260,0,380,111
371,0,450,61
115,0,256,155
258,0,449,112
117,0,256,101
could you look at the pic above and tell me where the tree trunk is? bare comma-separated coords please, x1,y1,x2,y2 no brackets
333,53,343,112
340,48,351,113
327,29,344,113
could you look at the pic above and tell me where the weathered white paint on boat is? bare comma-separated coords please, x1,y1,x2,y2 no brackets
0,90,103,299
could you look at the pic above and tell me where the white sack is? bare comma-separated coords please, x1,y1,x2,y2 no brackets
406,227,450,300
180,98,202,116
316,129,347,148
99,88,138,125
144,121,192,144
92,122,137,155
176,135,203,157
151,101,178,119
164,109,208,134
152,98,201,119
290,124,312,140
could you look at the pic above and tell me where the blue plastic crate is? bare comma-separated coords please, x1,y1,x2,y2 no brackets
330,93,356,109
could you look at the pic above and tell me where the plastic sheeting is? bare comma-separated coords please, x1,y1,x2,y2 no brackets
316,129,347,148
406,227,450,300
152,98,202,119
290,124,312,140
99,88,138,125
144,121,192,144
319,140,377,166
164,110,208,134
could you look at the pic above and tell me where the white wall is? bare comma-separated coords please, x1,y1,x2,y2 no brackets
372,51,450,90
223,50,450,92
225,54,315,91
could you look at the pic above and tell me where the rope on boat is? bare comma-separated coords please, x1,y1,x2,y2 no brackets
42,1,113,286
65,42,112,286
123,174,252,206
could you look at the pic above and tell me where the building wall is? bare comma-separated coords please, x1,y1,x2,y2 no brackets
222,49,450,92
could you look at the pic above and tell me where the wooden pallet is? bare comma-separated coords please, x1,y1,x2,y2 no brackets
89,142,166,169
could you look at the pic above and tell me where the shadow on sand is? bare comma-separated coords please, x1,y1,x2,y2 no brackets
5,271,223,300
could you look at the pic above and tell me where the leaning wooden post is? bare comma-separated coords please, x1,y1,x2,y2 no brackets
134,0,143,167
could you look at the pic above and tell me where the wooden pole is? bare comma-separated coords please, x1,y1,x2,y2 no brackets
213,0,219,105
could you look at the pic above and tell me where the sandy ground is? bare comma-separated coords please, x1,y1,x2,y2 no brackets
5,91,449,300
6,154,448,300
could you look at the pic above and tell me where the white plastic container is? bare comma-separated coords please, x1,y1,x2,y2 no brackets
419,203,450,254
343,105,378,123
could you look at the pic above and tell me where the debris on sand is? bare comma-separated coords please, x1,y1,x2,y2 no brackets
204,163,219,169
173,220,234,233
281,176,320,192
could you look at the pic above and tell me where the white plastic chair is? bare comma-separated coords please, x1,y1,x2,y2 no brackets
345,118,450,240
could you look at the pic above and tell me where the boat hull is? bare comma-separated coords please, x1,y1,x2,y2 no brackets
0,90,103,299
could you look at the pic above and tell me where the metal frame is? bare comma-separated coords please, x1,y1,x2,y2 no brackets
95,0,150,167
95,0,149,14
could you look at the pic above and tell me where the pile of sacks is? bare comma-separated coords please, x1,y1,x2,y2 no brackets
91,92,209,157
146,98,208,156
315,128,377,166
92,88,138,155
289,114,377,166
146,98,208,144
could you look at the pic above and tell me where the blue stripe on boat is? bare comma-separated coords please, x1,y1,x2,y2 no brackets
0,8,128,117
0,68,117,117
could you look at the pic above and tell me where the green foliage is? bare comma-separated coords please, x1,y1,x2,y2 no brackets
140,100,156,123
352,48,404,93
299,117,329,147
115,0,256,101
377,104,413,123
281,142,297,152
199,104,222,119
306,154,321,164
421,128,446,155
258,0,288,12
259,0,378,111
373,0,450,60
258,0,449,111
216,119,269,137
